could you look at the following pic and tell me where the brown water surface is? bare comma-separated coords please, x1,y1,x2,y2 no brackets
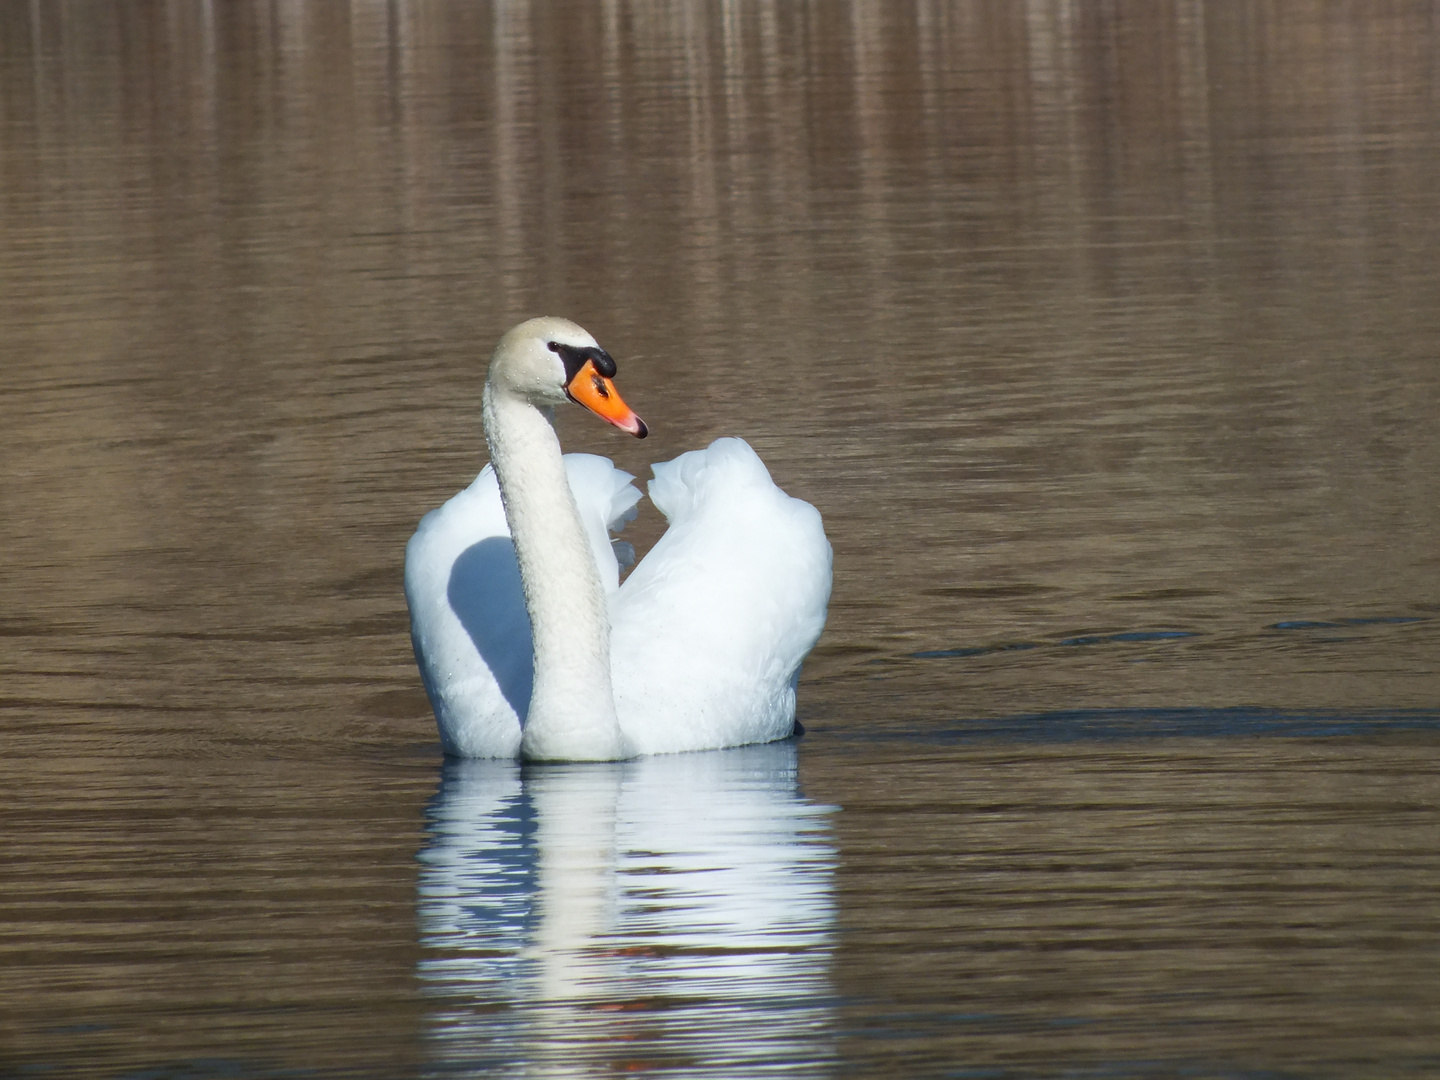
2,3,1438,1077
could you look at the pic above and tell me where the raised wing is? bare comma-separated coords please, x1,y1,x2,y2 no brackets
610,438,832,755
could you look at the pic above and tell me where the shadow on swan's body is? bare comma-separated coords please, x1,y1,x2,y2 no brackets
404,317,832,762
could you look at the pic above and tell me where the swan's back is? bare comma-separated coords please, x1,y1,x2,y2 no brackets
612,438,832,755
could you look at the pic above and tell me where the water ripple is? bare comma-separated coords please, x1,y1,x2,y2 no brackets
416,743,839,1078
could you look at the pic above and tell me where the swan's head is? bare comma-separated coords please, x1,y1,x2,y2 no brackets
488,316,647,438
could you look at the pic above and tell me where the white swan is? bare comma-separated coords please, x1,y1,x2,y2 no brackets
404,317,832,761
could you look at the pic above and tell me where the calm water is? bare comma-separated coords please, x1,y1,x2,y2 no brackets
3,2,1439,1077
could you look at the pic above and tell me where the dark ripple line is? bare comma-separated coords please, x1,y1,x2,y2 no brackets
911,631,1197,660
909,615,1431,661
1270,617,1426,630
830,707,1440,745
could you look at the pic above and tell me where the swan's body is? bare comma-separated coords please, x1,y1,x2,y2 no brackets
404,317,831,761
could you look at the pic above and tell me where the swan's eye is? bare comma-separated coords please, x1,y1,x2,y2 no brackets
549,341,616,385
592,373,610,398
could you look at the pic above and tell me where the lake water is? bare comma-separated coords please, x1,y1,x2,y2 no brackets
2,3,1439,1077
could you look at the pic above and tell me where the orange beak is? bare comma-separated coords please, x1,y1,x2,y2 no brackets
565,359,647,438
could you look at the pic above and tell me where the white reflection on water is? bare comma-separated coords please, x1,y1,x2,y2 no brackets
416,742,838,1078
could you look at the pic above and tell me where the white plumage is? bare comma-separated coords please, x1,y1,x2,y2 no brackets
405,318,831,761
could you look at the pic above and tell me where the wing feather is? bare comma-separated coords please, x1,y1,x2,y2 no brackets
611,438,832,755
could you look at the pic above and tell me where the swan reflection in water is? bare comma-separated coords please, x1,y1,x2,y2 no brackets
416,741,839,1077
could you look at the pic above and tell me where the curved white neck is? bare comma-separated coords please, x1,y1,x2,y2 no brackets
482,383,626,761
